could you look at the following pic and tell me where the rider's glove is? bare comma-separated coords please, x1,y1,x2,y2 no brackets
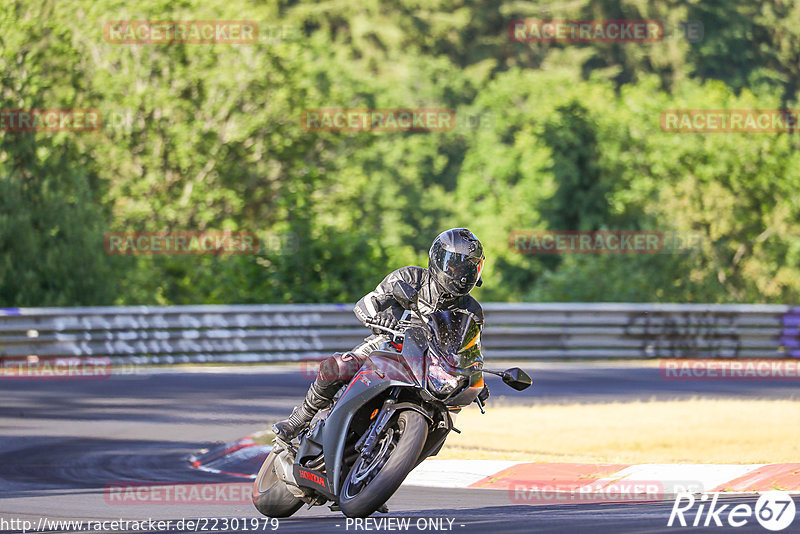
371,309,399,334
478,384,490,403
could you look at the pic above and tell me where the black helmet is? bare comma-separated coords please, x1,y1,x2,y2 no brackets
428,228,485,296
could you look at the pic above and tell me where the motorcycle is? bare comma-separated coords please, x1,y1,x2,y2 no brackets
252,282,532,518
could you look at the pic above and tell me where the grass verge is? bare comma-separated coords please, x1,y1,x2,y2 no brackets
436,398,800,463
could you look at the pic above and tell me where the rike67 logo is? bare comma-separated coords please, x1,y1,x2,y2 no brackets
668,492,796,531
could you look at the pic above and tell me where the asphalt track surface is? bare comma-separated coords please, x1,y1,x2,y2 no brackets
1,363,799,533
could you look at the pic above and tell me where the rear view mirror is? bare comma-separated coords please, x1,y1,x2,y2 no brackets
501,368,532,391
392,281,419,311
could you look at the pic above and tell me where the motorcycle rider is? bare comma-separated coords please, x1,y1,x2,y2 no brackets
273,228,489,441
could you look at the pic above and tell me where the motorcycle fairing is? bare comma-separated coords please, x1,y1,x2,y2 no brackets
320,352,420,496
293,465,335,500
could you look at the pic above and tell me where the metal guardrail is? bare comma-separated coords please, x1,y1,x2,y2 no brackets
0,303,797,363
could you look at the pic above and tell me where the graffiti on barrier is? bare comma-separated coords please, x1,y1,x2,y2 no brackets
779,307,800,357
624,311,741,358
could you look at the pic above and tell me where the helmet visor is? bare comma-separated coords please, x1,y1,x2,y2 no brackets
432,249,484,295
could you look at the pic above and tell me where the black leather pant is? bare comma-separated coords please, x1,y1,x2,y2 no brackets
316,334,388,389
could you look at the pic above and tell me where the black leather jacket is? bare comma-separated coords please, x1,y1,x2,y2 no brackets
353,266,484,329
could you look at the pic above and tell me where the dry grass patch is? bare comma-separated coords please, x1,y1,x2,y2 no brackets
437,398,800,463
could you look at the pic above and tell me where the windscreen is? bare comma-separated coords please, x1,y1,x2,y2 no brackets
428,310,484,370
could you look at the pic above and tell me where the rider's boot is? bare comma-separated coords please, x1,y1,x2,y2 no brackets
273,378,341,441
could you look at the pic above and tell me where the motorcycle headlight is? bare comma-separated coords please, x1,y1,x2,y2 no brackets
427,357,464,397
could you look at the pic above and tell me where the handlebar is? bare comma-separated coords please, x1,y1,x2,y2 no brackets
366,307,434,346
364,321,406,338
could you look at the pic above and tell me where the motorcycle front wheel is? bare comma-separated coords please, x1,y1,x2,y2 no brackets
339,410,428,518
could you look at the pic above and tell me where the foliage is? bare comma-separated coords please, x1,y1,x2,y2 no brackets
1,0,798,306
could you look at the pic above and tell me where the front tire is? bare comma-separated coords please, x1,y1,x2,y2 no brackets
339,410,428,518
252,449,304,518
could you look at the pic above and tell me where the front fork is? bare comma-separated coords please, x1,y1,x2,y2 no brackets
353,387,441,466
353,387,401,459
